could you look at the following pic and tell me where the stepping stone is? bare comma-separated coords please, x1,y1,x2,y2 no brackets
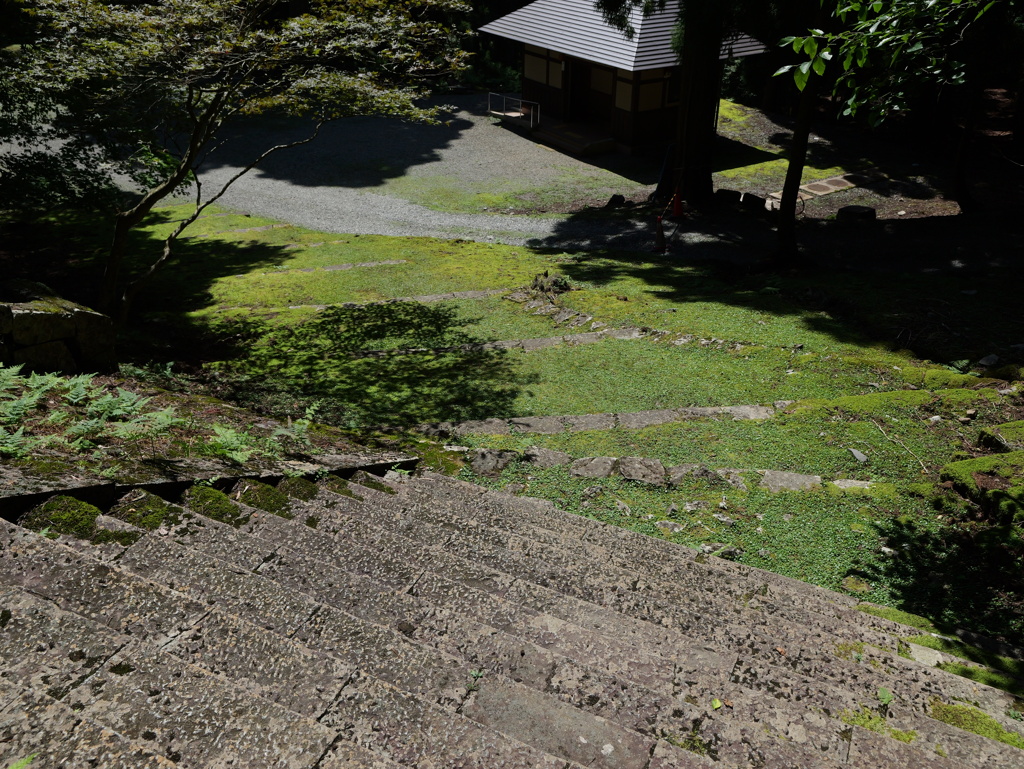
524,447,572,468
760,470,822,492
520,337,563,351
616,410,678,430
722,405,774,420
616,457,666,486
799,182,837,196
832,479,874,490
569,457,617,478
470,449,520,477
564,414,616,432
510,416,566,435
715,468,749,490
453,418,511,436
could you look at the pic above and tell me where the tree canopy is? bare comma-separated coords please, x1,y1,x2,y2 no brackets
0,0,470,317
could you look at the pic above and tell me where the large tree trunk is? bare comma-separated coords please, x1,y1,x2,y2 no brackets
673,0,724,207
775,78,816,263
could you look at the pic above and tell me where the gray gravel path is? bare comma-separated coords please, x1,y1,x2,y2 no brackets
192,94,770,259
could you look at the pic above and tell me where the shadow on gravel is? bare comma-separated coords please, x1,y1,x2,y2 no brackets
197,107,475,190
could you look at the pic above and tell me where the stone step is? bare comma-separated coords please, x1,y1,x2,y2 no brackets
234,501,993,768
0,678,175,769
154,500,872,768
0,571,338,767
111,524,701,769
390,473,979,657
0,519,589,769
195,483,1015,768
322,479,1024,734
23,489,929,768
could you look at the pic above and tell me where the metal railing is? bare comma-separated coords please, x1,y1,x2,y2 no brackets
487,93,540,130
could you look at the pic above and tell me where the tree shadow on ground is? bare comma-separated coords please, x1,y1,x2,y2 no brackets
0,208,295,315
860,516,1024,643
195,302,535,427
526,205,1024,364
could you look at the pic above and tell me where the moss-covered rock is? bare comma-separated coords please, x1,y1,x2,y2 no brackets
183,485,249,527
233,479,293,518
108,489,184,530
940,451,1024,524
277,476,319,501
20,495,101,539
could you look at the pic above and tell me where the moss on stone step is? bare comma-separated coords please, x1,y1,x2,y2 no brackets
183,485,249,527
929,699,1024,750
320,475,362,500
233,479,293,518
109,489,184,530
20,495,101,539
277,476,319,501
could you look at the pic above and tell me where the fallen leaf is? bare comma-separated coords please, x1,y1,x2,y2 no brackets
711,698,722,710
775,647,786,656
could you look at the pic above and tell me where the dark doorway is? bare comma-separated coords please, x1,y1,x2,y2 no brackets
566,58,591,120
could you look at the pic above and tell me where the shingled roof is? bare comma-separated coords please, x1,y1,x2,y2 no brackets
479,0,766,71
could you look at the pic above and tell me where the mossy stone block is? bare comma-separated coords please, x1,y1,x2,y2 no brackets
233,479,293,518
277,476,319,501
183,485,249,527
981,421,1024,452
109,489,184,530
21,495,101,539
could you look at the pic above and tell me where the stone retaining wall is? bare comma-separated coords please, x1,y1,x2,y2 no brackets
0,280,116,374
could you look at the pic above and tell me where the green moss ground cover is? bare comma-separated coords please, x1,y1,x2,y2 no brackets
456,390,989,480
501,341,963,417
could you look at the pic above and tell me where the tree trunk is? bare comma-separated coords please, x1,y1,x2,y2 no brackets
673,0,724,207
775,78,817,263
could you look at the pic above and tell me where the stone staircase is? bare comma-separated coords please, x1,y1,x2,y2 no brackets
2,468,1023,768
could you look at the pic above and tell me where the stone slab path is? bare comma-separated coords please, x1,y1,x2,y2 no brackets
2,468,1022,767
425,404,776,438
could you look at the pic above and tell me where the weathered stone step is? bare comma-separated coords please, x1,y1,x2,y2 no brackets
159,501,949,769
0,678,175,769
112,527,707,769
389,474,939,646
0,519,592,768
243,487,1021,766
0,572,338,767
425,403,775,438
329,479,1024,727
158,502,870,768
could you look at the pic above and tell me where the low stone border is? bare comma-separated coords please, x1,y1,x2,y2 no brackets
465,446,873,495
290,289,507,311
423,404,776,438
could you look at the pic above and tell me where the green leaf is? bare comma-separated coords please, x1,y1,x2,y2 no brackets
803,38,818,57
712,698,723,710
812,56,827,76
